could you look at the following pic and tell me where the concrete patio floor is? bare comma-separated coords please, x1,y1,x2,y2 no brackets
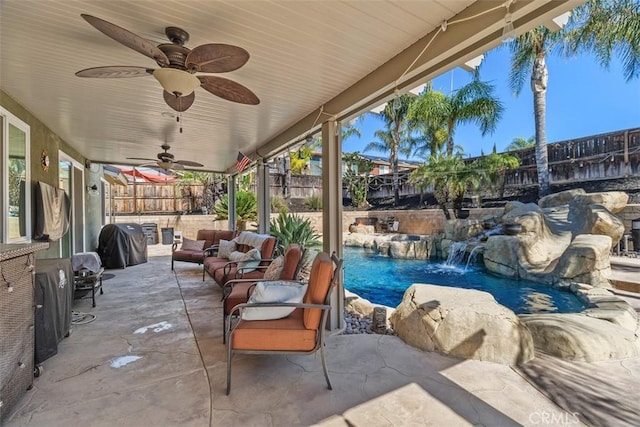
5,245,640,427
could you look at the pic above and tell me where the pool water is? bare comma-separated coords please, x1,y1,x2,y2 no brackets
343,247,586,314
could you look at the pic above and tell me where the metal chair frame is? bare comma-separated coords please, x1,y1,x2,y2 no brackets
225,252,342,395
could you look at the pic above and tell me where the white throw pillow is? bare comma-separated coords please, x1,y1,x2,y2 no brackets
241,281,308,321
218,239,236,259
263,256,284,280
228,248,261,272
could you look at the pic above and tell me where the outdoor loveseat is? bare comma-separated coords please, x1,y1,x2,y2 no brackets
171,229,235,270
202,231,277,286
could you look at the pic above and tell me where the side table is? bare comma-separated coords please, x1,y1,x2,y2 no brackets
74,267,104,307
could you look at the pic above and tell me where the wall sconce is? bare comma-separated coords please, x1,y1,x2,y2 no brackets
86,184,99,197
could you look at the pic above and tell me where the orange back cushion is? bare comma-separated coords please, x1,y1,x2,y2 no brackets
259,237,277,266
196,230,217,248
281,244,302,280
303,252,334,330
213,230,235,245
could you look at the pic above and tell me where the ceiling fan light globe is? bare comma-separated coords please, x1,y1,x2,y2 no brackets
153,68,200,96
157,160,174,170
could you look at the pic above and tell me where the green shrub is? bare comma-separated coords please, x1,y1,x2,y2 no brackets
214,190,257,221
270,212,321,255
304,195,322,211
271,195,289,214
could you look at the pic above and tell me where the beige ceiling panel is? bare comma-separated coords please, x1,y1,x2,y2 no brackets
1,0,579,172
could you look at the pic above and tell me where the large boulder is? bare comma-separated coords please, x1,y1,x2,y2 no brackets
538,189,586,208
573,191,629,214
444,219,484,241
483,189,626,288
554,234,612,287
344,233,379,249
345,233,437,260
483,236,520,278
519,313,640,361
391,284,534,365
568,204,625,248
484,203,572,281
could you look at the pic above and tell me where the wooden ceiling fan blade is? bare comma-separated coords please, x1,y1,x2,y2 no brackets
76,66,153,78
127,157,157,161
185,44,249,73
163,91,195,112
81,14,169,66
176,160,204,167
198,76,260,105
172,163,185,170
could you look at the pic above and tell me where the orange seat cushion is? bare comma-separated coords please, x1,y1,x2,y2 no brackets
204,257,228,274
231,309,317,352
174,249,207,263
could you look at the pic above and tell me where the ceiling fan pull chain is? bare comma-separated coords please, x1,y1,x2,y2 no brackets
176,108,184,133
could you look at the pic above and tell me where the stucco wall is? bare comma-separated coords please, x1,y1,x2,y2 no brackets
114,204,640,246
1,90,100,257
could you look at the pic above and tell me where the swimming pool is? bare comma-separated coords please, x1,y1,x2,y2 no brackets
343,247,586,314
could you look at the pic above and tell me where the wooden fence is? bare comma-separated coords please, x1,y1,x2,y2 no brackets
112,183,206,214
503,127,640,186
112,128,639,213
367,127,640,198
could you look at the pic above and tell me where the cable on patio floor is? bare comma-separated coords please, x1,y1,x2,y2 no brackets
173,269,214,427
71,311,96,325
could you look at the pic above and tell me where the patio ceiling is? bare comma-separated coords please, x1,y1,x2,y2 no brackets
0,1,579,173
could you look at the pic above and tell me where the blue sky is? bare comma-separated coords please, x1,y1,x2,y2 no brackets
342,45,640,159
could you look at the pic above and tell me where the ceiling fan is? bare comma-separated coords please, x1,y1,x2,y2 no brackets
127,143,204,171
76,14,259,111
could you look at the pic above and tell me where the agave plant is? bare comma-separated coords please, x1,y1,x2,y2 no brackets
214,191,257,230
270,212,321,255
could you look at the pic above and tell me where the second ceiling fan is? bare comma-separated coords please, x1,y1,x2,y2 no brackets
76,14,260,112
128,144,203,171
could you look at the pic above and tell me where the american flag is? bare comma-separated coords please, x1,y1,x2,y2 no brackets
235,151,250,172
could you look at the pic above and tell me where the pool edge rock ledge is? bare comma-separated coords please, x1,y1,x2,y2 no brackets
390,284,535,365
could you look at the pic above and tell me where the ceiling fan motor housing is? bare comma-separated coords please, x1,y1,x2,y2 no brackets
158,44,191,69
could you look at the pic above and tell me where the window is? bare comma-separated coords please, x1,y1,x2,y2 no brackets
1,108,31,242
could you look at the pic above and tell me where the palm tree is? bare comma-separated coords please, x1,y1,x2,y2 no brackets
474,151,521,197
364,94,415,206
505,136,535,151
407,89,449,157
508,27,564,197
409,151,479,219
409,79,503,156
292,123,362,174
342,152,374,208
567,0,640,82
508,0,640,197
177,171,223,212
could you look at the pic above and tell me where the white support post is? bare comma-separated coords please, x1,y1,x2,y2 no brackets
257,159,270,234
322,119,344,332
228,175,237,231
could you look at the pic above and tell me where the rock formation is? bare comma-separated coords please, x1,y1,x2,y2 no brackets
483,190,627,287
391,284,534,365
